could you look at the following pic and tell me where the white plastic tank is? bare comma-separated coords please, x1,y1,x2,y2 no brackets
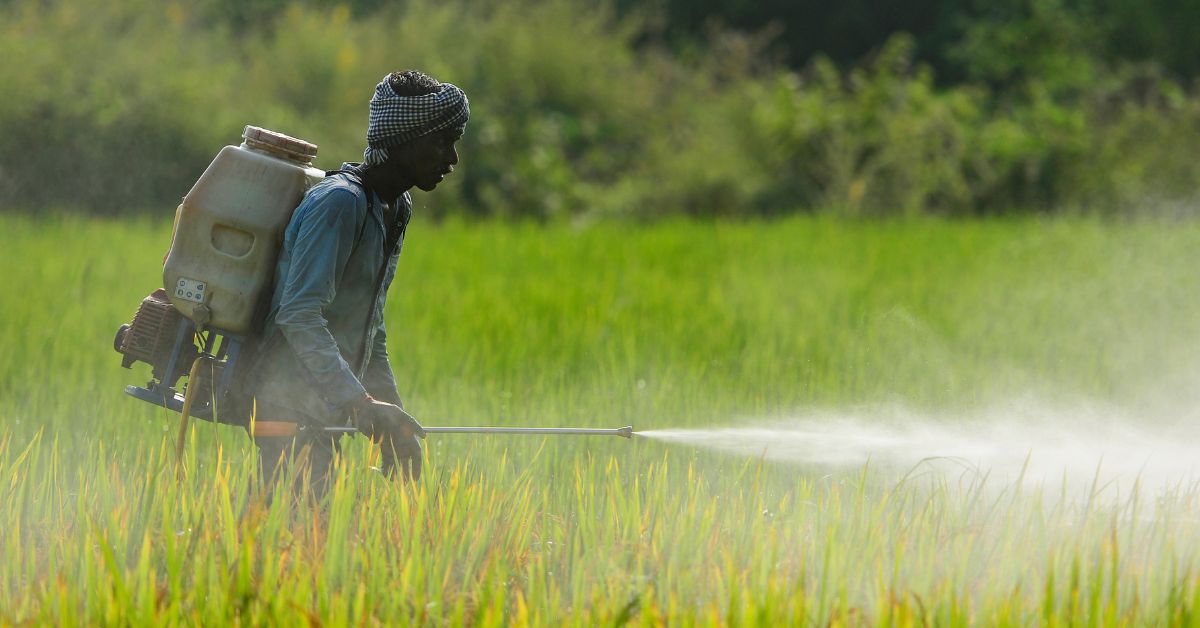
163,126,325,333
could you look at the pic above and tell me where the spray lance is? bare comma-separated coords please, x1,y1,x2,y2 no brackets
321,424,633,438
111,126,636,460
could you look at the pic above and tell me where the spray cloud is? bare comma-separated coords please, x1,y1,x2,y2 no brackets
638,397,1200,496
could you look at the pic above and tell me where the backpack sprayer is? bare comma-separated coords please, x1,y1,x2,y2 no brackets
113,126,633,443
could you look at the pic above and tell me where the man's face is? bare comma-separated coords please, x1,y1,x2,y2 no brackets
387,127,463,192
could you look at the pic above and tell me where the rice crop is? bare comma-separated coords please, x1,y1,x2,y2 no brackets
2,213,1200,624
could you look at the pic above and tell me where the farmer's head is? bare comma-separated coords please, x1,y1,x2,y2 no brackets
363,69,469,193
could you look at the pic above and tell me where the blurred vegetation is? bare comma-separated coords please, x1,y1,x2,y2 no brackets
620,0,1200,87
1,0,1199,218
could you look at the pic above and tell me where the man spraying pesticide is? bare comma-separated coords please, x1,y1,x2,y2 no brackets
113,70,631,494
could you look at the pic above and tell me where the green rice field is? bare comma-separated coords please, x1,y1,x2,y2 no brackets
3,214,1200,624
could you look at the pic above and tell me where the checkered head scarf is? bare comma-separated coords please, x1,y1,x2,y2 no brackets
363,76,470,166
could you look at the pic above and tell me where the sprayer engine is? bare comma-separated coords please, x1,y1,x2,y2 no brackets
114,289,241,424
114,289,198,383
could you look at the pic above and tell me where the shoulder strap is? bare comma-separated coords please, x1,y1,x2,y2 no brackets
326,168,373,250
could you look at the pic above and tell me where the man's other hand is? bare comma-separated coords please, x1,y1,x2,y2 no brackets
352,396,427,440
350,396,424,480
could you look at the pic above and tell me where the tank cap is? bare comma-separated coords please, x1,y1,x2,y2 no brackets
241,126,319,164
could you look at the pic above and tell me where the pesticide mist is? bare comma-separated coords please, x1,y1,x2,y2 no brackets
639,398,1200,495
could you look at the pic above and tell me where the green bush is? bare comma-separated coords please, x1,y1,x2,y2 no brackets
739,36,991,217
0,0,239,212
709,33,1200,217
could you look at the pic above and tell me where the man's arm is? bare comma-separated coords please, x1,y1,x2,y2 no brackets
273,189,370,416
362,319,403,407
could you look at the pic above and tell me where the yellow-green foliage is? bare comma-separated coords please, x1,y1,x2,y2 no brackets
2,215,1200,623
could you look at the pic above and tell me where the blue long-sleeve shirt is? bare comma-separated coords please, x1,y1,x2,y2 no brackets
251,166,411,425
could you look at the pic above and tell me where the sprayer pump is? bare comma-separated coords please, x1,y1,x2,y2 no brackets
115,126,324,424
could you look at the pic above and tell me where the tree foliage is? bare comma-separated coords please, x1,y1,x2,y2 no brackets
1,0,1198,218
623,0,1200,84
